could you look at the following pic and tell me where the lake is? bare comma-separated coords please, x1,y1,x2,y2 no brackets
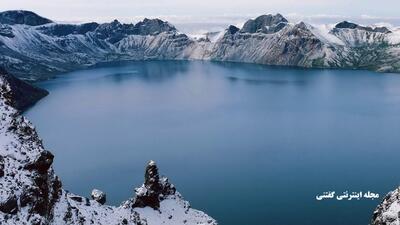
25,60,400,225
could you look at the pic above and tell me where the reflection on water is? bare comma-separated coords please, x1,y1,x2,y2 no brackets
26,61,400,225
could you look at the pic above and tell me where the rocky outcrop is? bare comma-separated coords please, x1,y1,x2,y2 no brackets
90,189,106,205
0,10,52,26
0,68,48,111
0,72,217,224
134,18,177,35
0,24,14,38
132,160,176,209
0,156,4,177
372,187,400,225
0,195,18,214
335,21,391,34
38,22,100,37
240,13,288,34
24,150,54,174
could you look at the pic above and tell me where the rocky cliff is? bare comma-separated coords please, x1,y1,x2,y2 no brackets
0,67,48,111
372,187,400,225
0,71,217,224
0,11,399,80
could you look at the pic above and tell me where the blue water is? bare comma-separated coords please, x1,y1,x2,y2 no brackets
25,61,400,225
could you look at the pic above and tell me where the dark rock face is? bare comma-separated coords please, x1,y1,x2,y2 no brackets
93,18,176,44
274,22,323,64
0,24,14,38
227,25,239,35
133,18,177,35
19,173,62,217
91,189,106,205
0,68,48,111
0,155,4,177
0,10,52,26
25,150,54,174
0,195,18,214
144,160,162,192
94,20,136,43
335,21,391,33
132,160,176,209
373,27,391,34
39,22,99,37
335,21,359,29
241,14,288,34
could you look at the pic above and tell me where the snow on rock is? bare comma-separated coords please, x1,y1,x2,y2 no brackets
91,189,106,205
1,11,400,80
372,187,400,225
306,24,345,46
0,70,217,224
388,28,400,45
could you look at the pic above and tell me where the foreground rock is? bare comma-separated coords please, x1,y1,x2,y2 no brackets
0,10,399,80
131,160,176,209
372,187,400,225
91,189,106,205
0,73,217,224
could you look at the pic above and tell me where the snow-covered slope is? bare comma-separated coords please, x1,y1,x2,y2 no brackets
372,187,400,225
0,71,217,224
0,11,399,80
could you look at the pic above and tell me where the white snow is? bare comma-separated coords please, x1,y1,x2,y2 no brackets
388,28,400,45
307,24,345,45
134,194,215,225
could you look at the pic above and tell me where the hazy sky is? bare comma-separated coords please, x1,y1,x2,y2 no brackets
0,0,399,23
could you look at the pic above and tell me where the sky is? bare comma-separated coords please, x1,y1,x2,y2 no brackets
1,0,399,32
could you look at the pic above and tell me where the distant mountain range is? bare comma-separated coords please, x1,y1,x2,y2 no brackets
0,10,399,81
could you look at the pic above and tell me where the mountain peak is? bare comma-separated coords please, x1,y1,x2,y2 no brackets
134,18,177,35
240,13,288,34
335,21,360,29
0,10,52,26
227,25,240,34
335,21,391,33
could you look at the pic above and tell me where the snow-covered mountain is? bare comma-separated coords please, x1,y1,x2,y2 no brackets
0,10,399,80
1,10,400,225
0,70,217,224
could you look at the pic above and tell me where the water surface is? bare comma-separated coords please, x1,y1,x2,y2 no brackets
25,61,400,225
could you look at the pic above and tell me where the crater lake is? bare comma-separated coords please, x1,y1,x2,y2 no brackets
25,61,400,225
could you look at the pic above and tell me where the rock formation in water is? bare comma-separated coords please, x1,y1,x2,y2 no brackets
371,187,400,225
0,10,399,80
0,71,217,224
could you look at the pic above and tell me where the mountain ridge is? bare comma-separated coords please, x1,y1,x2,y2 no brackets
0,10,399,80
